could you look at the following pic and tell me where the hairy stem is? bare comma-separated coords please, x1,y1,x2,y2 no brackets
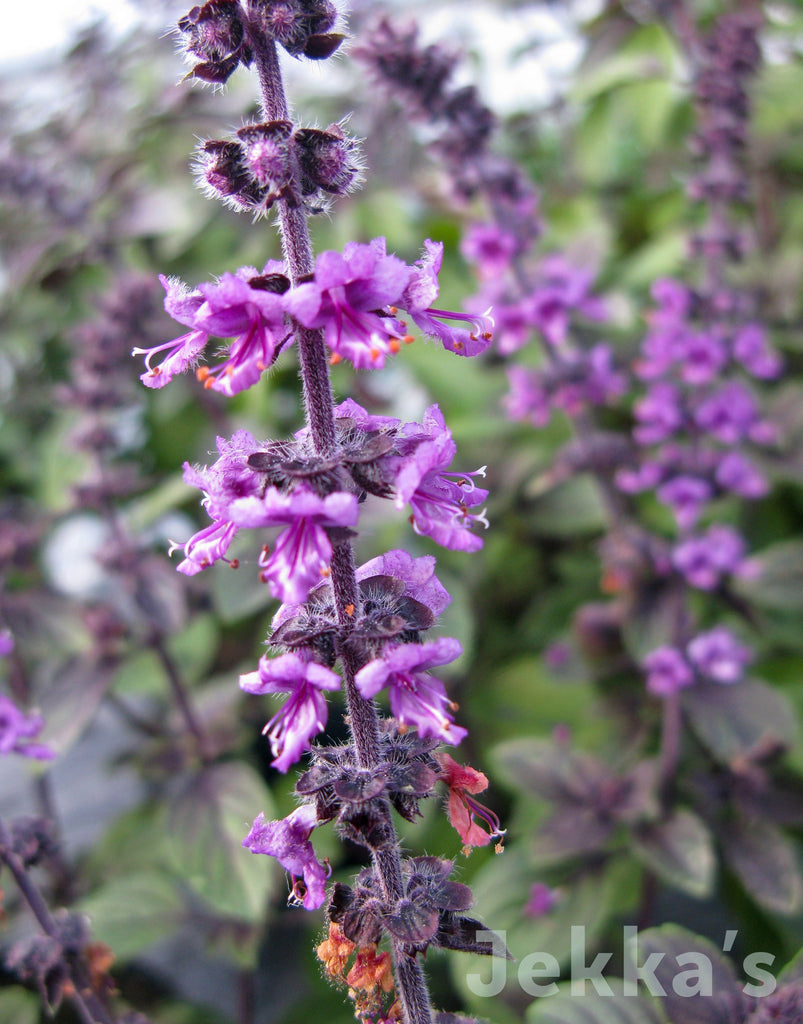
0,820,115,1024
252,34,434,1024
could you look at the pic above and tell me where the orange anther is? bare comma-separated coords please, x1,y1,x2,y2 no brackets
389,339,401,353
195,366,210,381
345,603,355,616
329,352,342,365
403,334,415,345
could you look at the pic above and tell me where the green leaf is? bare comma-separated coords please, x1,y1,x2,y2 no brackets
81,872,186,960
38,658,113,756
527,979,667,1024
526,475,608,537
211,542,277,623
0,987,41,1024
721,816,803,915
452,848,639,1019
167,762,276,921
736,540,803,611
482,658,605,748
631,810,715,899
632,927,748,1024
682,678,798,763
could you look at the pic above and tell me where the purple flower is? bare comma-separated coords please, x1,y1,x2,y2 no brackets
193,268,291,395
733,323,782,380
135,267,292,392
672,524,747,590
400,240,493,357
643,647,694,696
524,882,559,919
175,430,264,574
523,255,606,348
133,276,207,388
286,238,412,368
0,696,55,760
242,805,327,909
615,460,664,494
504,366,550,426
354,637,468,744
356,549,451,618
229,486,359,604
460,222,518,277
687,627,752,683
657,476,713,530
182,429,263,521
695,381,759,444
678,329,727,385
240,652,341,771
0,630,13,657
634,383,684,445
715,451,768,499
388,406,489,552
176,518,239,576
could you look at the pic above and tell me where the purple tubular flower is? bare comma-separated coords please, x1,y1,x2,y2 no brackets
286,238,412,369
193,267,291,394
687,627,752,684
672,524,747,590
679,329,727,385
657,476,713,530
133,276,208,388
229,487,359,603
175,430,264,574
523,255,607,348
715,451,768,498
176,518,239,576
242,805,327,909
643,647,694,697
0,696,55,760
354,637,467,744
504,366,550,426
356,549,451,618
524,882,559,919
460,222,518,277
695,381,759,444
135,267,292,392
240,652,341,771
388,405,489,551
399,240,493,357
733,323,782,379
634,382,684,445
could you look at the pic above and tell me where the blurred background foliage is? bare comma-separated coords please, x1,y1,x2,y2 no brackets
1,1,802,1022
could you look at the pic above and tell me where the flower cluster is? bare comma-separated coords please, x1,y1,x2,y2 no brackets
178,0,343,85
134,238,492,390
173,399,488,601
196,118,363,215
612,13,777,698
142,3,510,1018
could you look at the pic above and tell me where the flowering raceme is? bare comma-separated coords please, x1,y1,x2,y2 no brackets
135,237,493,383
134,4,506,1017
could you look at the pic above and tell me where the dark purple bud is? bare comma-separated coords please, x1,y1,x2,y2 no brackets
294,124,363,196
236,120,293,191
178,0,248,82
434,915,512,958
328,880,385,945
196,139,267,210
9,816,57,868
247,0,339,59
386,899,440,944
303,32,345,60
